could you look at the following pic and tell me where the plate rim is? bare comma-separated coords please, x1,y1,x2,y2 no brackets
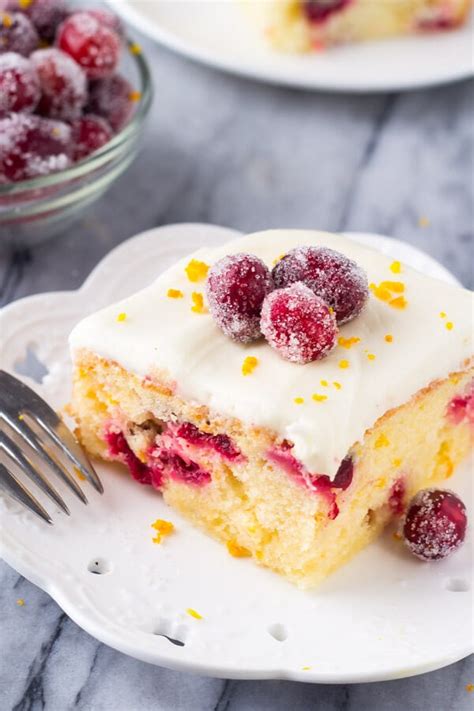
0,223,472,683
111,0,474,92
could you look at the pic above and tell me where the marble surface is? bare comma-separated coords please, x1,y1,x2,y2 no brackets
1,23,473,711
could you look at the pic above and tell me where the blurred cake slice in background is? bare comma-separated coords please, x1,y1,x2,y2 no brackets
244,0,471,53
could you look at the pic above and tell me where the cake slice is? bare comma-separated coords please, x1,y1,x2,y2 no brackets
244,0,470,53
69,230,473,588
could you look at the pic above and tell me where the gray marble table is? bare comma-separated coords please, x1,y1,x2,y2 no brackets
1,27,473,711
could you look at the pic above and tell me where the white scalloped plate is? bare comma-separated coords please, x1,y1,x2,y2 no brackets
111,0,474,92
0,224,472,683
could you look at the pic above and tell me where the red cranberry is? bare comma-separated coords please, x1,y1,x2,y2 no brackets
447,381,474,425
0,112,71,182
260,282,338,363
57,12,120,80
80,8,124,40
0,53,40,115
272,246,368,324
206,253,273,343
31,47,87,121
389,478,406,516
105,430,152,486
86,74,135,133
2,0,67,41
403,489,467,561
304,0,352,23
71,114,113,162
176,422,241,461
0,11,38,55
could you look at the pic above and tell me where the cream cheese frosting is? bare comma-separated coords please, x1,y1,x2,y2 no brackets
69,230,473,478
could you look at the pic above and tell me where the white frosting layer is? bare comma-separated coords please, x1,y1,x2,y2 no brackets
70,230,473,477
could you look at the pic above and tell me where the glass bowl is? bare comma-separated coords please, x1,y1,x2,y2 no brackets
0,41,152,248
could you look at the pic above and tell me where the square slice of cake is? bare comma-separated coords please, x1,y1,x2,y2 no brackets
244,0,471,53
69,230,473,588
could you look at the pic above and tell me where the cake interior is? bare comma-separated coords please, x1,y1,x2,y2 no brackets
71,350,473,588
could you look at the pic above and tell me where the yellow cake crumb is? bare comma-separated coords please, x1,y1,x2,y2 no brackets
185,259,209,283
191,292,207,314
227,539,252,557
338,336,361,349
116,312,127,322
338,360,350,369
392,458,402,467
375,477,387,488
446,321,454,331
312,394,327,403
390,260,402,274
294,397,305,405
186,608,203,620
16,598,25,606
167,288,184,299
151,519,175,544
384,334,393,343
333,381,342,389
375,433,390,449
242,356,259,376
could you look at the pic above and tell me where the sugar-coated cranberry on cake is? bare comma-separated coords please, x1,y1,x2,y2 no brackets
244,0,471,53
69,229,473,588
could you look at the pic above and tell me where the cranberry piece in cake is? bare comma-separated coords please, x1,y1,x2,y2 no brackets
31,47,87,122
0,112,71,182
71,114,113,162
206,253,274,343
86,74,135,133
56,12,121,80
260,282,338,363
0,53,40,115
0,11,38,55
272,246,368,324
403,489,467,561
3,0,67,41
304,0,352,23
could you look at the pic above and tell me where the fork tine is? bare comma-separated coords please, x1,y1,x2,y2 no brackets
0,463,52,524
0,431,70,515
28,413,103,494
1,412,88,505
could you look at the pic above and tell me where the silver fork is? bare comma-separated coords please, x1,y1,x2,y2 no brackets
0,370,103,524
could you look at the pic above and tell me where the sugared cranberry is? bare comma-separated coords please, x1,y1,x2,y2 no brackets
80,8,124,40
2,0,67,41
0,11,38,55
71,114,113,162
304,0,352,23
86,74,135,133
403,489,467,561
260,282,338,363
31,47,87,121
0,112,71,182
56,12,120,80
272,246,368,324
206,253,274,343
0,53,40,115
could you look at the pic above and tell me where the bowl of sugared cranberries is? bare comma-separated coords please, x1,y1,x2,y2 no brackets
0,1,152,246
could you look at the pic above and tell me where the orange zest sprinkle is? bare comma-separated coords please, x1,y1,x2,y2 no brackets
186,608,203,620
116,312,127,322
338,360,350,369
151,519,174,544
439,311,447,318
338,336,360,349
445,321,454,331
19,0,32,7
393,532,402,541
384,334,393,343
302,666,312,671
74,466,86,482
465,684,474,693
272,254,285,265
370,281,408,309
375,433,390,449
320,379,328,387
333,381,342,390
367,353,376,361
2,12,13,27
129,42,142,55
242,356,258,376
294,397,304,405
16,598,25,606
390,295,408,310
191,292,207,314
418,216,430,228
227,540,251,558
18,414,24,421
129,90,141,102
312,393,327,403
167,288,184,299
185,259,209,283
390,260,402,274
